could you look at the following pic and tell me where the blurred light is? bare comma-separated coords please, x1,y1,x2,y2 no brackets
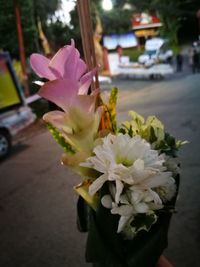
53,0,76,25
102,0,113,11
123,3,133,10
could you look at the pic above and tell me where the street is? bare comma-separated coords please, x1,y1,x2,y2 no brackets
0,71,200,267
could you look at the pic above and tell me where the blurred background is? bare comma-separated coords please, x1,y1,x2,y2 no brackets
0,0,200,266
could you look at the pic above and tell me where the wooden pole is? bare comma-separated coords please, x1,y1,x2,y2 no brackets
14,0,29,96
77,0,99,91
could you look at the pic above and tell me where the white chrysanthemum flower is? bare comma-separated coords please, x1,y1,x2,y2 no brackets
155,177,177,203
101,187,162,234
81,134,173,203
81,133,177,235
164,157,180,176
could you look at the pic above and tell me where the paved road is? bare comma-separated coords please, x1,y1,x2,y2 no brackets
0,72,199,267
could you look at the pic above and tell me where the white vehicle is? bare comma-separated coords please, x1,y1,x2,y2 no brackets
138,38,173,65
118,63,174,80
0,52,36,159
106,52,174,79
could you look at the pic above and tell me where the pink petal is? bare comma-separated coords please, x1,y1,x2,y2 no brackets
49,40,87,81
43,110,64,120
38,79,79,112
30,54,56,80
71,40,87,79
79,68,96,94
73,95,97,113
76,59,87,80
43,110,68,131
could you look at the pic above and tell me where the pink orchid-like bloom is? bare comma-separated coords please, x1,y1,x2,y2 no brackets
30,39,92,85
30,39,97,112
30,40,102,154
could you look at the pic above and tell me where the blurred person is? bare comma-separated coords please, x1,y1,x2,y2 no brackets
117,45,123,63
176,53,183,72
192,49,199,73
188,48,194,72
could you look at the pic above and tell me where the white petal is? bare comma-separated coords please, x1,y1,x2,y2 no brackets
144,172,172,188
108,183,116,199
119,194,129,205
134,202,149,213
115,180,124,203
131,191,142,204
117,215,132,233
111,204,133,216
88,174,107,195
133,158,144,171
101,195,112,208
148,189,162,205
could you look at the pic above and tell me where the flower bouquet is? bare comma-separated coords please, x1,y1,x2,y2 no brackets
30,40,186,267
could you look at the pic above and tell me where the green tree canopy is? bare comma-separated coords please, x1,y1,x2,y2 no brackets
130,0,200,44
0,0,37,57
0,0,61,58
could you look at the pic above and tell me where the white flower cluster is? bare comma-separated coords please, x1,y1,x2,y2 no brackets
81,134,176,236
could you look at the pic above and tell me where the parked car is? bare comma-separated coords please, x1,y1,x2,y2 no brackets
138,38,173,65
118,63,174,80
0,52,36,159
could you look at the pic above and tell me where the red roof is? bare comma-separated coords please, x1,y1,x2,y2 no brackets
132,13,162,30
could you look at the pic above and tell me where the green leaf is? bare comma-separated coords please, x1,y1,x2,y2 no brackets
74,180,99,211
47,123,76,154
129,110,145,125
176,140,189,149
108,87,118,133
146,116,164,130
130,213,157,235
118,128,126,135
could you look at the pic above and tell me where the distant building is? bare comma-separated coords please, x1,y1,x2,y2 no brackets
132,13,162,46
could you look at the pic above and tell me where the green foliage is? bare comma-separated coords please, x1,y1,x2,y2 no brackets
129,212,157,236
123,47,144,62
0,0,37,57
108,87,118,133
171,44,181,56
131,0,199,45
0,0,61,57
158,133,187,157
100,9,133,35
119,110,186,156
45,19,72,51
34,0,68,51
47,123,76,154
119,111,164,143
34,0,61,22
69,0,133,37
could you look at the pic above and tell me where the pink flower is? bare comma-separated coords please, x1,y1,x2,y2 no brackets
29,40,102,154
30,39,97,112
30,39,91,85
37,78,98,113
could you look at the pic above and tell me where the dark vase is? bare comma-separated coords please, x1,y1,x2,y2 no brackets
77,176,180,267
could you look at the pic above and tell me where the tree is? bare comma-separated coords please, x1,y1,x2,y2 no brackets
45,19,72,51
153,0,182,45
131,0,200,45
0,0,37,57
33,0,61,22
33,0,62,49
0,0,61,58
93,0,133,35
